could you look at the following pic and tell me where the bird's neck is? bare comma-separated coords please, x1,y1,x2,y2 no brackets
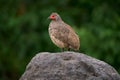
49,20,63,29
51,19,63,23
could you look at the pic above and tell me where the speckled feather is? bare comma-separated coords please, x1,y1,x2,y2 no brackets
49,13,80,51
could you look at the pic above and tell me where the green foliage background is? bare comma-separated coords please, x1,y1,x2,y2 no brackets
0,0,120,80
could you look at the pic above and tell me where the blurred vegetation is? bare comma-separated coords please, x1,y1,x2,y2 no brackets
0,0,120,80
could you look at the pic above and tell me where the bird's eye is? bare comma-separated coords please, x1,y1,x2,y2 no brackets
49,14,56,20
52,15,55,17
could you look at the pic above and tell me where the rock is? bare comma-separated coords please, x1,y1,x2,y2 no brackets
19,52,120,80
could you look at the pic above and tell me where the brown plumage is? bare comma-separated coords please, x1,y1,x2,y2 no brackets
48,12,80,51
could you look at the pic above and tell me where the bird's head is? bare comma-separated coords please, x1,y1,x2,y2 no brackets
48,12,62,21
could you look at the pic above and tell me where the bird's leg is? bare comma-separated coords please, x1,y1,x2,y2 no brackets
61,48,64,52
74,50,79,52
67,48,71,51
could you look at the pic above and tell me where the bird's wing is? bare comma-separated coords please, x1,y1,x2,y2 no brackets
64,23,80,50
51,24,70,44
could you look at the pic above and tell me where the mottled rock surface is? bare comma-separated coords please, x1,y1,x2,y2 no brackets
20,52,120,80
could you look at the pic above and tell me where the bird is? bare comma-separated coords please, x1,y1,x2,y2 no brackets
48,12,80,51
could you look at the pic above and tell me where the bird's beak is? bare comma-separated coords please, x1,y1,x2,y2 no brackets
47,16,51,20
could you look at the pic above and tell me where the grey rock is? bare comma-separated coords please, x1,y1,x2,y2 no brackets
19,52,120,80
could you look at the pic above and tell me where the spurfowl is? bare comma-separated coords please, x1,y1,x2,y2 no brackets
48,12,80,51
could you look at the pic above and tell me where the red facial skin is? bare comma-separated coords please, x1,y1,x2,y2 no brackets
49,15,56,20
